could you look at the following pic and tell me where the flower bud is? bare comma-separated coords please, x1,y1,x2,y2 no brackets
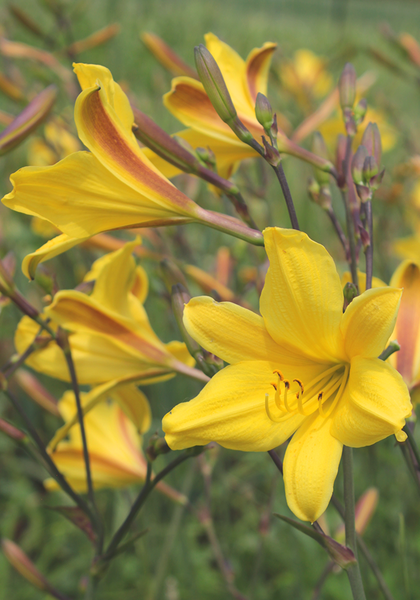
361,122,382,167
262,137,281,167
354,98,367,126
194,45,253,144
363,155,379,182
307,177,321,203
195,146,217,170
312,132,330,186
132,107,200,174
0,418,26,441
146,433,171,461
351,145,368,184
255,93,274,133
343,282,358,306
1,539,60,596
335,134,347,186
355,183,371,203
339,63,356,110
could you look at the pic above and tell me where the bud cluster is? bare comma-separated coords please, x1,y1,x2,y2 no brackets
351,123,384,202
338,63,366,137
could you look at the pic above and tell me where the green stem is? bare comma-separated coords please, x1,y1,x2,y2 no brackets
3,387,93,518
57,331,103,554
343,446,367,600
272,162,300,230
403,424,420,467
103,448,201,561
341,135,359,291
330,495,395,600
363,200,373,291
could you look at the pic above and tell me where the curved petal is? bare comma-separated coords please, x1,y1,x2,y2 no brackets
3,152,188,239
75,81,199,217
74,63,134,132
331,356,411,447
284,412,343,522
89,240,138,318
390,260,420,388
165,340,195,368
163,360,318,451
184,296,320,366
245,42,277,104
22,233,89,280
340,287,401,360
260,228,344,362
163,77,264,145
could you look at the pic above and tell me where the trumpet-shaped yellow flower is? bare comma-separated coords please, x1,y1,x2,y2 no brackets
46,385,185,503
2,63,259,276
163,228,411,522
16,240,198,397
163,33,288,179
279,49,333,111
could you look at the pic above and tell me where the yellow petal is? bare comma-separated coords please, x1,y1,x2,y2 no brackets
89,240,138,318
163,77,263,146
341,270,386,292
3,152,189,239
75,78,199,217
15,317,172,385
390,260,420,388
331,356,411,447
260,228,344,362
394,235,420,262
340,287,401,359
284,412,343,522
74,63,134,133
163,360,310,451
184,296,309,365
245,42,277,105
204,33,251,114
22,233,89,280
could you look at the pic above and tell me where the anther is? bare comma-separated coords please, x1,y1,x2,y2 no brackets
293,379,304,395
271,382,277,391
318,392,324,416
273,370,284,381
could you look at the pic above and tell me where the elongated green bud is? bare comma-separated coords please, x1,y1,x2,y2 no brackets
361,122,382,167
194,45,253,144
255,93,274,133
351,145,368,184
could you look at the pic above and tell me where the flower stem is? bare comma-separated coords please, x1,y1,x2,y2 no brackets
330,495,395,600
102,448,202,562
326,206,350,261
342,446,367,600
363,200,373,291
341,136,359,291
56,329,103,554
272,162,300,230
2,387,93,519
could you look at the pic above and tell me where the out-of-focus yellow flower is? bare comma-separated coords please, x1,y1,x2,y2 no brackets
15,240,198,395
163,33,286,180
318,106,396,153
27,117,81,166
163,227,411,522
389,260,420,401
279,49,333,111
3,63,260,277
46,385,186,503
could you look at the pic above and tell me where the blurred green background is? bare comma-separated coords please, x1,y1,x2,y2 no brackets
0,0,419,598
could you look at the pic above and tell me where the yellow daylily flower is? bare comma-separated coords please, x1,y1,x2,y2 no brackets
318,106,396,153
389,260,420,397
279,49,333,111
2,63,260,274
163,33,287,179
15,240,200,392
46,385,186,503
163,228,411,522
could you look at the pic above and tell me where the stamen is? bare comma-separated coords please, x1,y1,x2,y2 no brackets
293,379,304,395
283,380,291,412
265,393,289,423
318,392,324,415
273,370,284,381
